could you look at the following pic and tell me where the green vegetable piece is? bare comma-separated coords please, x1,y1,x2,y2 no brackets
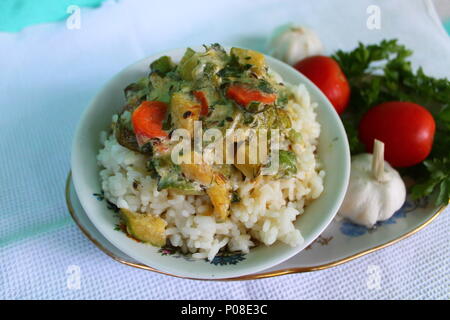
124,77,151,107
261,108,291,129
179,48,195,65
178,48,198,81
148,156,204,195
276,86,290,105
120,208,167,247
147,73,173,104
287,129,302,144
273,150,297,178
205,103,234,124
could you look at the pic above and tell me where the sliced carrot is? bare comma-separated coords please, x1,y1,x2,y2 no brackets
226,85,277,107
193,90,209,116
132,101,168,146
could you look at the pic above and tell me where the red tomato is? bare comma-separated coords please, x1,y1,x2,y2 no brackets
294,56,350,114
359,101,436,167
132,101,168,146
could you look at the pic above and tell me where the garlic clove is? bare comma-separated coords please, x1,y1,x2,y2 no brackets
338,149,406,228
268,24,324,65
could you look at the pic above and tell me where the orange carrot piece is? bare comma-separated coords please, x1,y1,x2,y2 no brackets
226,85,276,107
193,90,209,116
132,101,168,146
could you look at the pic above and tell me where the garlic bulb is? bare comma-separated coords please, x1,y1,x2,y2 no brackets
268,24,324,65
339,140,406,228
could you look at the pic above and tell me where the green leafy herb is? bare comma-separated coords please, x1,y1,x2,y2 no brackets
256,79,275,94
262,108,291,129
411,158,450,205
333,39,450,205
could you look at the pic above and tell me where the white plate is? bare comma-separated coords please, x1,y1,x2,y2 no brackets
65,172,447,280
70,47,350,279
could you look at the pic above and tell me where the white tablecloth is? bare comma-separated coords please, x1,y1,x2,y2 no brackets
1,0,449,299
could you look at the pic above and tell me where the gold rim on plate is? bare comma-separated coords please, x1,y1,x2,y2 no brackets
65,171,448,281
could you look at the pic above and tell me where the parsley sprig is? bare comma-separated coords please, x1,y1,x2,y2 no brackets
332,39,450,206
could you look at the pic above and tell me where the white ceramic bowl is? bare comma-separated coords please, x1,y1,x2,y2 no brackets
71,47,350,279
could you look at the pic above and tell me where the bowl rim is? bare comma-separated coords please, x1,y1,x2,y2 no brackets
71,46,351,279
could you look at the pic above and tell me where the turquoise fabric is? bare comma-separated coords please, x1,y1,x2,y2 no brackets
0,0,449,299
0,0,107,32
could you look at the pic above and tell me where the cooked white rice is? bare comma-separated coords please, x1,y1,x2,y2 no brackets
97,83,324,260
